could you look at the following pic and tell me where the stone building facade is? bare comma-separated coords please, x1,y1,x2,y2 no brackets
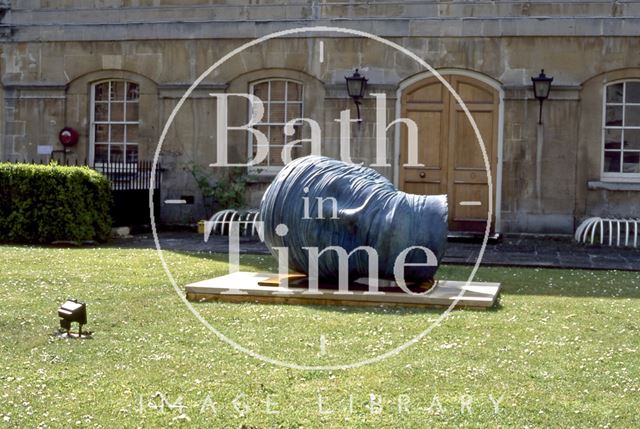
1,0,639,235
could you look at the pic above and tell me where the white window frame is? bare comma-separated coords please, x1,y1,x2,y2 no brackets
601,79,640,182
247,78,304,175
89,79,140,168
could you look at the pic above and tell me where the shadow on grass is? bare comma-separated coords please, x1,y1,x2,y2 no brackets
5,243,634,301
163,249,640,300
158,250,503,315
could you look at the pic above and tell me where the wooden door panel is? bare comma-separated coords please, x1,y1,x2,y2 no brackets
451,183,490,226
406,82,445,103
404,169,443,182
452,110,493,170
448,76,498,232
400,74,499,233
452,169,488,184
406,110,443,169
400,78,449,197
403,182,442,196
457,81,494,104
404,168,444,196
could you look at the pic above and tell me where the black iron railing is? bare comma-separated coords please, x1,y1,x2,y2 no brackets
3,158,162,191
3,158,163,226
92,160,162,191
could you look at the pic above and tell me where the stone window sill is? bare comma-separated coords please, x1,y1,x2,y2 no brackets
588,180,640,191
246,175,275,185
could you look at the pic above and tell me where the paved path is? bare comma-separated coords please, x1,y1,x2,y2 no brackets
445,235,640,271
110,231,640,271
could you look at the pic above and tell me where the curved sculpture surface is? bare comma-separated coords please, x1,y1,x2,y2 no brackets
259,156,448,283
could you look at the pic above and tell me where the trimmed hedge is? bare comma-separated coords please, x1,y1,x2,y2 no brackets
0,163,112,243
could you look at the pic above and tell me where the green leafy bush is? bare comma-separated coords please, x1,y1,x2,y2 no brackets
0,163,112,243
187,163,247,211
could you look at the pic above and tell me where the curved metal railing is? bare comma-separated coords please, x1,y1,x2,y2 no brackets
575,217,639,248
203,209,261,239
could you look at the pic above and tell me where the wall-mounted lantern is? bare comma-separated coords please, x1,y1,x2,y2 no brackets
531,69,553,124
345,69,368,123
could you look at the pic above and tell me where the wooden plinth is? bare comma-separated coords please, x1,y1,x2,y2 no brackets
185,272,501,310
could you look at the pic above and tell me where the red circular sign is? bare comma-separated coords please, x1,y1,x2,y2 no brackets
58,127,79,147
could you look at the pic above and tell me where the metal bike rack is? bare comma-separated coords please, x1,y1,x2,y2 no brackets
575,217,639,248
206,209,261,238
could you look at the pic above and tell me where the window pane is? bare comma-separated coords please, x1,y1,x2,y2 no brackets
606,83,623,103
126,103,139,122
110,124,125,142
254,125,270,142
625,82,640,103
624,129,640,150
603,151,621,173
286,103,302,122
291,143,310,160
287,82,302,101
269,125,285,145
126,145,138,163
252,125,270,164
126,124,138,143
95,83,109,101
93,80,142,165
111,102,124,121
605,106,623,126
604,151,620,173
604,129,621,149
285,124,302,143
253,82,269,102
95,102,108,121
110,145,124,163
270,81,286,101
95,124,109,142
625,105,640,126
299,138,312,157
269,148,285,166
251,144,269,167
270,104,285,123
95,144,109,163
623,152,640,173
111,81,125,101
248,80,304,171
126,83,139,101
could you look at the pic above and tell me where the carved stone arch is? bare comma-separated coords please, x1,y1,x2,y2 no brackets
221,68,327,207
65,69,158,163
225,68,327,169
576,67,640,219
396,69,504,233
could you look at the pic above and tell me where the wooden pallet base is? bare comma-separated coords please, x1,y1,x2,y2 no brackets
185,272,501,310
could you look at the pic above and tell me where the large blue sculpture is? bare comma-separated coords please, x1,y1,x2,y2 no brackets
259,156,448,283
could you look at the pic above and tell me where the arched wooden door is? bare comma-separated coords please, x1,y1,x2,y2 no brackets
399,74,499,233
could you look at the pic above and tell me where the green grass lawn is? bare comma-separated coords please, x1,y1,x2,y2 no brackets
0,245,638,428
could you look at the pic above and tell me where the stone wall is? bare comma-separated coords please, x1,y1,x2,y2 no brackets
1,2,640,232
7,0,640,22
